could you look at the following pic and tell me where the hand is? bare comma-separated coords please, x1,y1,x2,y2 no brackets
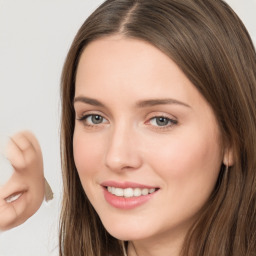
0,131,45,231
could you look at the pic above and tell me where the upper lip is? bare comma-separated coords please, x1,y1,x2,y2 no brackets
101,181,159,189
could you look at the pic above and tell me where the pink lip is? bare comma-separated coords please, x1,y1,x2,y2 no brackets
101,181,159,210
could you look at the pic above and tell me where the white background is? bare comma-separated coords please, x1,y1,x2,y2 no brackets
0,1,255,255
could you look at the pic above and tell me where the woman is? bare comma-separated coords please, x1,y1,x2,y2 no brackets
59,0,256,255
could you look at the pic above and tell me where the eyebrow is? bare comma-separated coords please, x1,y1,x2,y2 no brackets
73,96,191,109
136,98,191,108
74,96,105,107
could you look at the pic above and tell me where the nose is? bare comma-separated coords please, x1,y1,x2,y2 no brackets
104,123,142,172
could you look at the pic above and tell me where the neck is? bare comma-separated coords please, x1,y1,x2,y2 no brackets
127,233,184,256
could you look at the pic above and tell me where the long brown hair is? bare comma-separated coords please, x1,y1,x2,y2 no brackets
59,0,256,255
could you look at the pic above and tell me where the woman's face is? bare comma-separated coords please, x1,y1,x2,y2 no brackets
73,36,225,244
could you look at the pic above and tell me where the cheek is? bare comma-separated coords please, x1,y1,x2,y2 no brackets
146,128,222,194
144,131,223,224
73,130,104,182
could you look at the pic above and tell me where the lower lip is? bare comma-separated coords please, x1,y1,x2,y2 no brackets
103,188,157,209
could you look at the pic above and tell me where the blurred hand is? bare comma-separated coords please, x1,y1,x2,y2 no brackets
0,131,45,231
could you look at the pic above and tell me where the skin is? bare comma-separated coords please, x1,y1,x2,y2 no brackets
0,131,45,231
73,36,233,256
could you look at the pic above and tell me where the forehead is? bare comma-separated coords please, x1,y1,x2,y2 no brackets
75,36,196,103
76,36,175,82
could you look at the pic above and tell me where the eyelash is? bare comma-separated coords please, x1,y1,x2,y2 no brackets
77,114,178,130
146,116,178,130
77,114,108,127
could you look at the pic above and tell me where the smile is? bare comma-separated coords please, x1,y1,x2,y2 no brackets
5,192,24,203
107,186,156,197
101,182,159,209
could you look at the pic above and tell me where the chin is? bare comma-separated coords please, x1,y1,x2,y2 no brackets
106,228,147,241
99,214,154,241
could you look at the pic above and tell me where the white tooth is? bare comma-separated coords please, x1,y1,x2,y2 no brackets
124,188,133,198
134,188,142,197
149,188,156,193
114,188,124,197
142,188,149,195
107,186,156,197
111,187,115,194
5,193,22,203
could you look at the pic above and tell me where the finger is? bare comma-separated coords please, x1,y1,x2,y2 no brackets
20,131,41,154
20,131,43,165
7,131,42,171
6,137,26,170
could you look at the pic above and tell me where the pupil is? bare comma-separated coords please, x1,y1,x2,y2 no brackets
92,115,102,124
156,117,168,126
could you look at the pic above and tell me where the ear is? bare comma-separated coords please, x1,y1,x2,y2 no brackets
223,146,234,167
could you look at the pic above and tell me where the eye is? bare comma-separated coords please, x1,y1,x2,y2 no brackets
78,114,107,126
149,116,177,127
